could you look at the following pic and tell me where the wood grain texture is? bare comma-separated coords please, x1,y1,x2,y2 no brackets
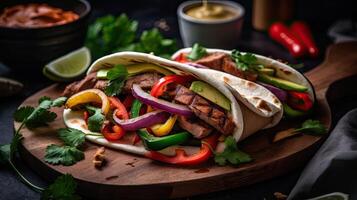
16,42,357,199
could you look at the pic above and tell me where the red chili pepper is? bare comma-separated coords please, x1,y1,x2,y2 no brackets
122,95,135,110
287,91,313,112
132,133,141,145
150,75,194,97
102,124,125,141
144,133,219,165
174,53,189,63
269,22,307,58
109,97,129,120
290,21,319,58
83,111,89,124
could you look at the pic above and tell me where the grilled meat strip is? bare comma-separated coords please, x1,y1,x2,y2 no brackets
174,85,235,135
195,52,257,81
63,72,162,97
122,72,162,93
178,116,213,139
63,73,100,97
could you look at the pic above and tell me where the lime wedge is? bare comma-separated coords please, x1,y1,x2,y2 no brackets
44,47,91,81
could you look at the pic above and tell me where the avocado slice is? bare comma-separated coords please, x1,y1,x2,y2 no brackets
257,67,275,76
283,104,307,118
97,63,173,79
190,81,231,111
258,74,308,92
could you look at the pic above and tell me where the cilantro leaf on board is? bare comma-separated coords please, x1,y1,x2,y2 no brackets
295,119,327,135
45,144,84,166
41,174,81,200
187,43,207,61
14,106,35,122
85,106,105,132
58,128,86,148
214,136,252,166
0,144,10,165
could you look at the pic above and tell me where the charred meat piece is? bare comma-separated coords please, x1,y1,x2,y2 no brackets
189,95,235,135
123,73,162,93
195,52,257,81
174,85,196,105
62,73,97,97
94,80,108,91
195,52,226,71
178,116,213,139
174,85,235,135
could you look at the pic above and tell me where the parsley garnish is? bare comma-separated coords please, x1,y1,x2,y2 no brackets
45,145,84,166
86,14,177,60
0,96,67,192
104,64,128,96
58,128,86,148
41,174,81,200
187,43,208,61
214,136,252,166
231,50,264,72
273,119,327,142
295,119,327,135
85,105,105,132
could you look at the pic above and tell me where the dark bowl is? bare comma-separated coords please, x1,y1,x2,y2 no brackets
0,0,91,70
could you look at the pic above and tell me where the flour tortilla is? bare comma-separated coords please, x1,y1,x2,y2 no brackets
63,52,283,156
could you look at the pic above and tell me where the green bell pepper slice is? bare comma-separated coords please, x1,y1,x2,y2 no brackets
138,129,191,151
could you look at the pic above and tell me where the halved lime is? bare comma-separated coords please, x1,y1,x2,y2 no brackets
43,47,91,81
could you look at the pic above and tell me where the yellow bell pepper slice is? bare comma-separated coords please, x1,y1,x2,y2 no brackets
65,89,110,115
150,115,178,137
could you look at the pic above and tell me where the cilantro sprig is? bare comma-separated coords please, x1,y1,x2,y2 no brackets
86,14,177,60
45,128,88,166
104,64,128,96
41,174,81,200
214,136,252,166
231,50,264,72
273,119,327,142
0,96,67,193
187,43,207,61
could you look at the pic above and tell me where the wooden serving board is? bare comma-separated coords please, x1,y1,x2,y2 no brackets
16,42,357,199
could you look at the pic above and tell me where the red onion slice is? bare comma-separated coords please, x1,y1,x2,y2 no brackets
113,110,169,131
258,82,287,102
132,84,193,117
186,62,208,69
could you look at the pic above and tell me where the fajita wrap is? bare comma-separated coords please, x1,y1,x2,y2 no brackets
63,52,283,161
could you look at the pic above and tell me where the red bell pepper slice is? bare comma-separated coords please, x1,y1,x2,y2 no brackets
269,22,307,58
290,21,319,58
150,75,194,97
287,91,313,112
144,133,219,165
109,96,129,120
122,95,135,110
102,124,125,141
83,111,89,124
174,53,189,63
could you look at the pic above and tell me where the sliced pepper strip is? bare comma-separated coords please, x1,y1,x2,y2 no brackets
109,96,129,120
287,91,313,112
145,133,219,165
148,75,194,136
138,129,191,151
102,124,125,141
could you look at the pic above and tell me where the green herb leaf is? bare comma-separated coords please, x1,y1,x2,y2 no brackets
51,97,67,107
41,174,81,200
214,136,252,166
85,106,105,132
14,106,35,122
106,64,128,80
45,144,84,166
39,96,51,104
231,50,263,72
58,128,86,148
25,109,57,128
187,43,207,61
295,119,327,135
